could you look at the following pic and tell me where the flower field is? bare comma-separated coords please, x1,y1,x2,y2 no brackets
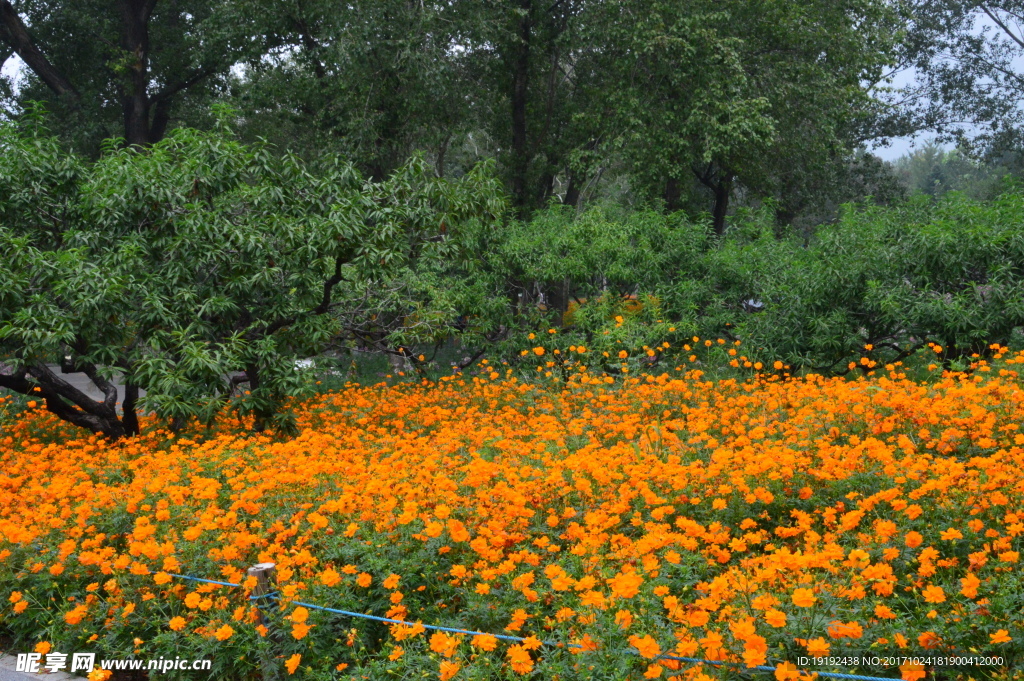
2,352,1024,680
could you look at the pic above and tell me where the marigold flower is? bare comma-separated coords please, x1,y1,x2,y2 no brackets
791,588,816,608
990,630,1012,644
320,568,341,587
439,660,460,680
629,634,661,659
608,571,643,599
802,638,829,656
922,585,946,603
506,645,534,674
472,633,498,651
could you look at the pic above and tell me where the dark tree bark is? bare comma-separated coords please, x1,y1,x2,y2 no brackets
29,363,127,438
245,362,270,433
0,1,79,101
121,383,140,436
119,0,158,146
693,163,733,236
509,0,533,216
1,0,218,146
664,177,683,212
711,173,733,236
563,173,581,207
0,360,144,439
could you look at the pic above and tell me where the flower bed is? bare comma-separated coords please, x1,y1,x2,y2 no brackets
2,356,1023,680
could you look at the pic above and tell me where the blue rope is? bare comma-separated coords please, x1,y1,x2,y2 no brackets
166,572,241,588
154,570,900,680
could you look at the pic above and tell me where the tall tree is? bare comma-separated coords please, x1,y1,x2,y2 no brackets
0,113,504,437
230,0,471,180
594,0,900,234
0,0,261,149
894,0,1024,156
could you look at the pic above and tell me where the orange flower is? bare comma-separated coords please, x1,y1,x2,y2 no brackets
900,663,926,681
356,573,372,588
764,609,787,628
922,585,945,604
628,634,661,659
990,630,1012,644
643,663,663,678
775,662,801,681
472,633,498,651
169,616,186,631
521,636,543,651
291,623,310,640
874,604,896,619
827,620,863,639
429,632,459,658
960,573,981,598
64,605,88,625
506,645,534,674
320,568,341,587
439,660,460,680
213,625,234,641
804,638,830,656
285,654,301,675
608,571,643,599
791,588,816,608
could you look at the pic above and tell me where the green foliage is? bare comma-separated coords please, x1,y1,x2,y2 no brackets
0,115,504,436
470,193,1024,377
894,141,1014,200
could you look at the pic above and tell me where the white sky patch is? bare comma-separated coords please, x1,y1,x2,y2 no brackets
2,53,25,88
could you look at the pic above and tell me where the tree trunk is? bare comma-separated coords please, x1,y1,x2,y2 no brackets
245,362,269,432
664,177,683,212
121,383,141,436
563,173,581,208
0,1,79,101
711,172,733,236
119,0,154,146
509,1,533,217
692,163,733,236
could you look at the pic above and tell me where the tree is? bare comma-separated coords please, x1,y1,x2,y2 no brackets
595,0,900,234
893,140,1009,198
0,110,504,437
894,0,1024,157
230,0,472,180
0,0,263,149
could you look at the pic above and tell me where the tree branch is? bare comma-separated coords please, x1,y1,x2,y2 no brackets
150,65,217,103
982,6,1024,52
0,1,79,100
0,366,30,393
